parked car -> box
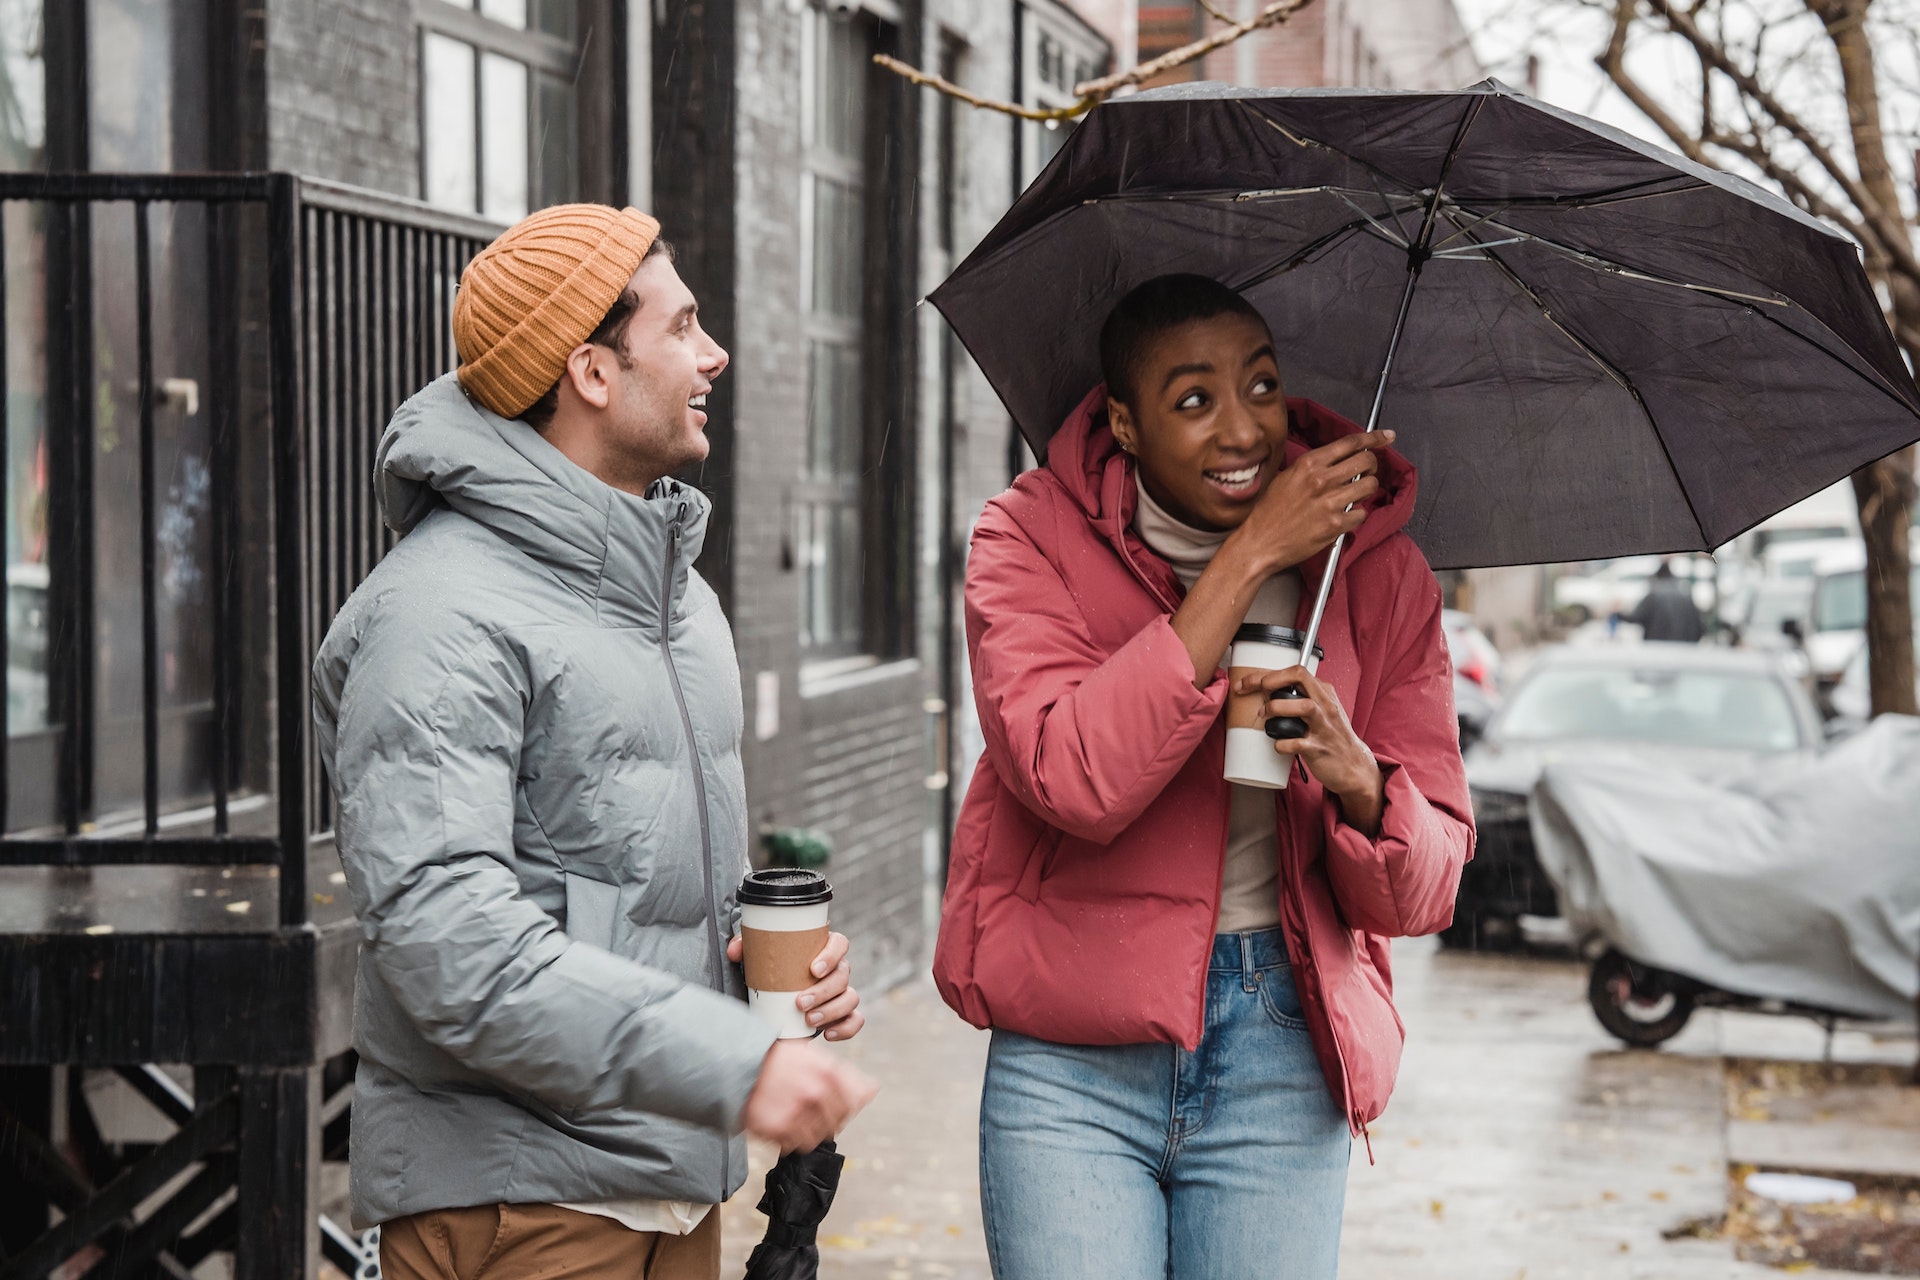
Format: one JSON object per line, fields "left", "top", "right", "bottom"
{"left": 1804, "top": 545, "right": 1920, "bottom": 698}
{"left": 1726, "top": 577, "right": 1813, "bottom": 678}
{"left": 1760, "top": 534, "right": 1858, "bottom": 582}
{"left": 1826, "top": 637, "right": 1920, "bottom": 732}
{"left": 1450, "top": 644, "right": 1823, "bottom": 949}
{"left": 1552, "top": 554, "right": 1716, "bottom": 625}
{"left": 1443, "top": 609, "right": 1502, "bottom": 747}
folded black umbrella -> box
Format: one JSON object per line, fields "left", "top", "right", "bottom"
{"left": 742, "top": 1140, "right": 846, "bottom": 1280}
{"left": 931, "top": 79, "right": 1920, "bottom": 641}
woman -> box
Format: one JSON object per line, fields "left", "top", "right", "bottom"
{"left": 934, "top": 275, "right": 1473, "bottom": 1279}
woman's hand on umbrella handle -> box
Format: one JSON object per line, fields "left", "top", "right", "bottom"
{"left": 1232, "top": 430, "right": 1394, "bottom": 575}
{"left": 1236, "top": 664, "right": 1386, "bottom": 837}
{"left": 743, "top": 1041, "right": 880, "bottom": 1153}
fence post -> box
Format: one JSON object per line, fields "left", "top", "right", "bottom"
{"left": 267, "top": 174, "right": 309, "bottom": 929}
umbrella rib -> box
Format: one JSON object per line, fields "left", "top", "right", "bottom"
{"left": 1236, "top": 102, "right": 1432, "bottom": 211}
{"left": 1464, "top": 215, "right": 1786, "bottom": 307}
{"left": 1740, "top": 297, "right": 1920, "bottom": 419}
{"left": 1483, "top": 179, "right": 1713, "bottom": 210}
{"left": 1461, "top": 213, "right": 1920, "bottom": 415}
{"left": 1299, "top": 96, "right": 1486, "bottom": 660}
{"left": 1460, "top": 228, "right": 1712, "bottom": 547}
{"left": 1230, "top": 217, "right": 1376, "bottom": 290}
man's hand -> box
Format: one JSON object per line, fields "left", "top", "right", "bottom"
{"left": 741, "top": 1040, "right": 879, "bottom": 1152}
{"left": 726, "top": 930, "right": 865, "bottom": 1041}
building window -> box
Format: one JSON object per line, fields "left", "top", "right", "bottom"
{"left": 419, "top": 0, "right": 580, "bottom": 221}
{"left": 798, "top": 11, "right": 873, "bottom": 659}
{"left": 1019, "top": 0, "right": 1107, "bottom": 187}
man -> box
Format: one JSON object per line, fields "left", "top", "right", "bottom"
{"left": 1627, "top": 559, "right": 1707, "bottom": 643}
{"left": 313, "top": 204, "right": 875, "bottom": 1280}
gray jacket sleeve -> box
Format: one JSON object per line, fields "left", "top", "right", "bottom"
{"left": 322, "top": 632, "right": 777, "bottom": 1131}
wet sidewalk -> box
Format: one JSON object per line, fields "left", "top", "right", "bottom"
{"left": 721, "top": 937, "right": 1911, "bottom": 1278}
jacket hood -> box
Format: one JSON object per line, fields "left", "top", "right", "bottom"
{"left": 376, "top": 374, "right": 710, "bottom": 625}
{"left": 1044, "top": 384, "right": 1419, "bottom": 581}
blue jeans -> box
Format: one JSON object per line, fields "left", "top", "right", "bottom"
{"left": 979, "top": 929, "right": 1350, "bottom": 1280}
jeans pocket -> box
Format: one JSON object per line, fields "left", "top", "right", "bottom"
{"left": 1256, "top": 966, "right": 1310, "bottom": 1030}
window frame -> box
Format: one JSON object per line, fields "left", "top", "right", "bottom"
{"left": 415, "top": 0, "right": 594, "bottom": 219}
{"left": 794, "top": 4, "right": 918, "bottom": 668}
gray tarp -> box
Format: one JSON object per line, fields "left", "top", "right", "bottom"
{"left": 1532, "top": 715, "right": 1920, "bottom": 1023}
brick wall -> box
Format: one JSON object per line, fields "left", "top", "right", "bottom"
{"left": 265, "top": 0, "right": 419, "bottom": 196}
{"left": 728, "top": 0, "right": 941, "bottom": 992}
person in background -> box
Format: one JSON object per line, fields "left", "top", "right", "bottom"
{"left": 1628, "top": 559, "right": 1707, "bottom": 643}
{"left": 313, "top": 204, "right": 875, "bottom": 1280}
{"left": 935, "top": 274, "right": 1472, "bottom": 1279}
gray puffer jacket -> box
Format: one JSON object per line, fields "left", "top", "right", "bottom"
{"left": 312, "top": 374, "right": 776, "bottom": 1228}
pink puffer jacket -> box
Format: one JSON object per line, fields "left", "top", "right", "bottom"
{"left": 934, "top": 386, "right": 1473, "bottom": 1134}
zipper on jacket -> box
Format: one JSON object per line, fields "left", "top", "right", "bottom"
{"left": 660, "top": 499, "right": 732, "bottom": 1196}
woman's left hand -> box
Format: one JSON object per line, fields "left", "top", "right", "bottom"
{"left": 1235, "top": 665, "right": 1386, "bottom": 837}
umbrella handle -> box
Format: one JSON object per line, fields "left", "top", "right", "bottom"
{"left": 1263, "top": 684, "right": 1309, "bottom": 741}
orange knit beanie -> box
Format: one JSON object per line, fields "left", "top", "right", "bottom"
{"left": 453, "top": 203, "right": 661, "bottom": 419}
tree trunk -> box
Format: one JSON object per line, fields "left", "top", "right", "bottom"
{"left": 1850, "top": 447, "right": 1917, "bottom": 715}
{"left": 1807, "top": 0, "right": 1920, "bottom": 717}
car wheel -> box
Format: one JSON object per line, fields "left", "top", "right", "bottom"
{"left": 1587, "top": 949, "right": 1695, "bottom": 1048}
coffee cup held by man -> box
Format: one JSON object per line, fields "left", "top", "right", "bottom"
{"left": 313, "top": 204, "right": 876, "bottom": 1280}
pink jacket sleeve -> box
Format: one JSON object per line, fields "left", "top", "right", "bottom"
{"left": 966, "top": 511, "right": 1227, "bottom": 845}
{"left": 1320, "top": 557, "right": 1475, "bottom": 938}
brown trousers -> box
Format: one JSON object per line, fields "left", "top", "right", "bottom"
{"left": 378, "top": 1202, "right": 721, "bottom": 1280}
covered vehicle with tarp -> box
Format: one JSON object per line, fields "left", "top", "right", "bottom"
{"left": 1531, "top": 715, "right": 1920, "bottom": 1043}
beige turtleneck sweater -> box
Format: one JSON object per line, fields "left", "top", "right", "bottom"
{"left": 1133, "top": 476, "right": 1300, "bottom": 935}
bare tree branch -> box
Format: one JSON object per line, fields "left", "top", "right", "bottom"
{"left": 1597, "top": 0, "right": 1724, "bottom": 162}
{"left": 1640, "top": 0, "right": 1920, "bottom": 275}
{"left": 874, "top": 0, "right": 1317, "bottom": 122}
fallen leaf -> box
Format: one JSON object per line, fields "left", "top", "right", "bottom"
{"left": 820, "top": 1234, "right": 870, "bottom": 1251}
{"left": 1429, "top": 1199, "right": 1445, "bottom": 1220}
{"left": 1650, "top": 1190, "right": 1669, "bottom": 1202}
{"left": 1602, "top": 1191, "right": 1620, "bottom": 1202}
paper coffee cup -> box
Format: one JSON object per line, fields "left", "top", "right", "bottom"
{"left": 737, "top": 869, "right": 834, "bottom": 1039}
{"left": 1225, "top": 624, "right": 1323, "bottom": 790}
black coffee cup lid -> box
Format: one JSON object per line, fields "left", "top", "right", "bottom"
{"left": 1232, "top": 623, "right": 1324, "bottom": 661}
{"left": 738, "top": 868, "right": 833, "bottom": 907}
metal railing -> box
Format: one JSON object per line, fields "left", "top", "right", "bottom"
{"left": 0, "top": 172, "right": 499, "bottom": 925}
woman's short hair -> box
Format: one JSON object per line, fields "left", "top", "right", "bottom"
{"left": 1099, "top": 274, "right": 1266, "bottom": 409}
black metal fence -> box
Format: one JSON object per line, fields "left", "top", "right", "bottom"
{"left": 0, "top": 172, "right": 497, "bottom": 924}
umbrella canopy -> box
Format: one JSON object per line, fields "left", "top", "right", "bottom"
{"left": 930, "top": 79, "right": 1920, "bottom": 570}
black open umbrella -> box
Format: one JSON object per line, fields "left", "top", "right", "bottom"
{"left": 931, "top": 79, "right": 1920, "bottom": 654}
{"left": 742, "top": 1140, "right": 846, "bottom": 1280}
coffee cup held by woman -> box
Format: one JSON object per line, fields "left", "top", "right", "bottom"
{"left": 934, "top": 275, "right": 1473, "bottom": 1280}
